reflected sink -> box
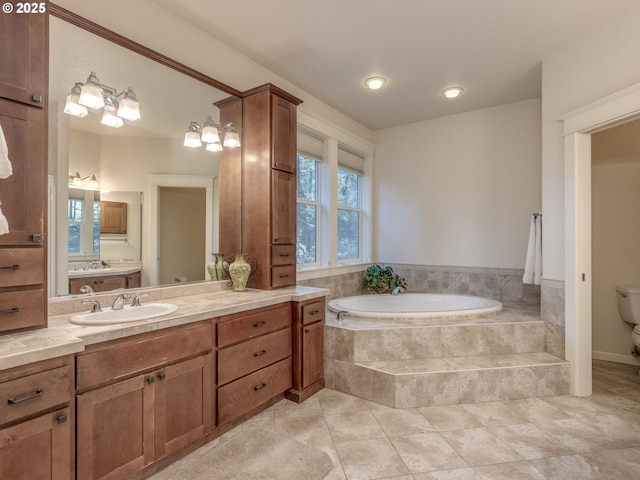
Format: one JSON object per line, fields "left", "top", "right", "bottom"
{"left": 70, "top": 303, "right": 178, "bottom": 325}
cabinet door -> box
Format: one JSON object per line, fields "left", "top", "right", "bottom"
{"left": 154, "top": 354, "right": 212, "bottom": 459}
{"left": 100, "top": 201, "right": 127, "bottom": 234}
{"left": 271, "top": 94, "right": 296, "bottom": 173}
{"left": 0, "top": 98, "right": 45, "bottom": 246}
{"left": 271, "top": 170, "right": 296, "bottom": 245}
{"left": 77, "top": 375, "right": 153, "bottom": 480}
{"left": 302, "top": 321, "right": 324, "bottom": 388}
{"left": 126, "top": 271, "right": 141, "bottom": 289}
{"left": 0, "top": 9, "right": 46, "bottom": 107}
{"left": 0, "top": 407, "right": 71, "bottom": 480}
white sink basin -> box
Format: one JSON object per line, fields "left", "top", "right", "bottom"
{"left": 70, "top": 303, "right": 178, "bottom": 325}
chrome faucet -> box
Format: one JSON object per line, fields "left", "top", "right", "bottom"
{"left": 391, "top": 286, "right": 406, "bottom": 295}
{"left": 79, "top": 285, "right": 95, "bottom": 295}
{"left": 131, "top": 293, "right": 149, "bottom": 307}
{"left": 81, "top": 299, "right": 102, "bottom": 313}
{"left": 111, "top": 293, "right": 131, "bottom": 310}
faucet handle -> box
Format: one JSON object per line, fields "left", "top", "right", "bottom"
{"left": 131, "top": 293, "right": 150, "bottom": 307}
{"left": 81, "top": 299, "right": 102, "bottom": 313}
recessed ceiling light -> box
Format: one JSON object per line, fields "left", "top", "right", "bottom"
{"left": 364, "top": 77, "right": 387, "bottom": 90}
{"left": 442, "top": 87, "right": 463, "bottom": 99}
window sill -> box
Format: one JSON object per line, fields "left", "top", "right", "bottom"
{"left": 296, "top": 262, "right": 370, "bottom": 281}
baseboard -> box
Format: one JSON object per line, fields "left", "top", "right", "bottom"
{"left": 592, "top": 350, "right": 640, "bottom": 366}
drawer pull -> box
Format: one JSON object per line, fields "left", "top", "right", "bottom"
{"left": 254, "top": 383, "right": 267, "bottom": 391}
{"left": 58, "top": 414, "right": 68, "bottom": 424}
{"left": 158, "top": 373, "right": 166, "bottom": 381}
{"left": 0, "top": 264, "right": 19, "bottom": 271}
{"left": 279, "top": 274, "right": 289, "bottom": 279}
{"left": 304, "top": 328, "right": 311, "bottom": 334}
{"left": 279, "top": 253, "right": 290, "bottom": 257}
{"left": 253, "top": 321, "right": 267, "bottom": 328}
{"left": 253, "top": 349, "right": 267, "bottom": 357}
{"left": 309, "top": 310, "right": 320, "bottom": 316}
{"left": 8, "top": 389, "right": 43, "bottom": 405}
{"left": 0, "top": 308, "right": 19, "bottom": 315}
{"left": 147, "top": 377, "right": 155, "bottom": 384}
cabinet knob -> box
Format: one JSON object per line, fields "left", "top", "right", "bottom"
{"left": 58, "top": 414, "right": 68, "bottom": 424}
{"left": 32, "top": 93, "right": 43, "bottom": 102}
{"left": 147, "top": 377, "right": 155, "bottom": 384}
{"left": 32, "top": 234, "right": 42, "bottom": 242}
{"left": 158, "top": 373, "right": 166, "bottom": 381}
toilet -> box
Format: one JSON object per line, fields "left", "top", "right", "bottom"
{"left": 615, "top": 285, "right": 640, "bottom": 353}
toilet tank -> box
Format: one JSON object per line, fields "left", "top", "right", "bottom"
{"left": 616, "top": 285, "right": 640, "bottom": 325}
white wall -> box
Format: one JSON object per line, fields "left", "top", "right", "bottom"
{"left": 591, "top": 121, "right": 640, "bottom": 363}
{"left": 541, "top": 2, "right": 640, "bottom": 281}
{"left": 374, "top": 99, "right": 541, "bottom": 268}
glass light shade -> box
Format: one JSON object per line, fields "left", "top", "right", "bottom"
{"left": 364, "top": 77, "right": 386, "bottom": 90}
{"left": 222, "top": 130, "right": 241, "bottom": 148}
{"left": 117, "top": 94, "right": 141, "bottom": 121}
{"left": 184, "top": 130, "right": 202, "bottom": 148}
{"left": 79, "top": 82, "right": 104, "bottom": 109}
{"left": 205, "top": 141, "right": 223, "bottom": 152}
{"left": 71, "top": 172, "right": 82, "bottom": 187}
{"left": 63, "top": 92, "right": 88, "bottom": 117}
{"left": 442, "top": 87, "right": 463, "bottom": 99}
{"left": 101, "top": 110, "right": 124, "bottom": 128}
{"left": 88, "top": 175, "right": 99, "bottom": 189}
{"left": 201, "top": 125, "right": 220, "bottom": 143}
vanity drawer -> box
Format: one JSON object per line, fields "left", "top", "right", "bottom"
{"left": 0, "top": 364, "right": 72, "bottom": 426}
{"left": 302, "top": 299, "right": 325, "bottom": 325}
{"left": 0, "top": 248, "right": 44, "bottom": 287}
{"left": 217, "top": 304, "right": 291, "bottom": 347}
{"left": 271, "top": 244, "right": 295, "bottom": 266}
{"left": 271, "top": 264, "right": 296, "bottom": 288}
{"left": 217, "top": 358, "right": 292, "bottom": 424}
{"left": 0, "top": 288, "right": 45, "bottom": 333}
{"left": 218, "top": 327, "right": 291, "bottom": 385}
{"left": 76, "top": 322, "right": 212, "bottom": 391}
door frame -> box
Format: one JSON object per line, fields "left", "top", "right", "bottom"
{"left": 560, "top": 81, "right": 640, "bottom": 395}
{"left": 146, "top": 174, "right": 217, "bottom": 287}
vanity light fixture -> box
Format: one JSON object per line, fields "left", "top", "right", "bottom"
{"left": 69, "top": 172, "right": 99, "bottom": 189}
{"left": 441, "top": 86, "right": 463, "bottom": 99}
{"left": 64, "top": 72, "right": 141, "bottom": 127}
{"left": 183, "top": 119, "right": 240, "bottom": 151}
{"left": 364, "top": 76, "right": 387, "bottom": 90}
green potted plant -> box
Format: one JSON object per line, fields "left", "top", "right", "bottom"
{"left": 363, "top": 264, "right": 407, "bottom": 293}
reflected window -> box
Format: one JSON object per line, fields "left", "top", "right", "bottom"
{"left": 68, "top": 199, "right": 83, "bottom": 254}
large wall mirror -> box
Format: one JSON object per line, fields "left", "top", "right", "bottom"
{"left": 48, "top": 6, "right": 242, "bottom": 296}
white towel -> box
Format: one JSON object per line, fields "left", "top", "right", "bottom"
{"left": 0, "top": 202, "right": 8, "bottom": 236}
{"left": 523, "top": 214, "right": 542, "bottom": 285}
{"left": 0, "top": 124, "right": 13, "bottom": 179}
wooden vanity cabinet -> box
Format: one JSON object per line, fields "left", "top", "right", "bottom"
{"left": 68, "top": 270, "right": 142, "bottom": 294}
{"left": 229, "top": 84, "right": 301, "bottom": 290}
{"left": 100, "top": 201, "right": 127, "bottom": 234}
{"left": 75, "top": 322, "right": 213, "bottom": 480}
{"left": 0, "top": 4, "right": 48, "bottom": 334}
{"left": 0, "top": 356, "right": 73, "bottom": 479}
{"left": 216, "top": 303, "right": 292, "bottom": 424}
{"left": 287, "top": 298, "right": 326, "bottom": 403}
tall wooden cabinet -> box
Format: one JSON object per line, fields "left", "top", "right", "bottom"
{"left": 0, "top": 4, "right": 48, "bottom": 333}
{"left": 234, "top": 84, "right": 302, "bottom": 290}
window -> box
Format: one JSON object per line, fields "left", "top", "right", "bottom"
{"left": 337, "top": 167, "right": 361, "bottom": 261}
{"left": 296, "top": 154, "right": 320, "bottom": 265}
{"left": 68, "top": 199, "right": 84, "bottom": 254}
{"left": 92, "top": 200, "right": 101, "bottom": 253}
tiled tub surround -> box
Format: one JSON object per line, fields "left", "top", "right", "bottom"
{"left": 325, "top": 303, "right": 569, "bottom": 408}
{"left": 0, "top": 282, "right": 328, "bottom": 371}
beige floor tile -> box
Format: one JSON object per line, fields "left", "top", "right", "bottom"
{"left": 418, "top": 405, "right": 484, "bottom": 431}
{"left": 275, "top": 414, "right": 333, "bottom": 445}
{"left": 542, "top": 394, "right": 617, "bottom": 418}
{"left": 461, "top": 401, "right": 529, "bottom": 427}
{"left": 440, "top": 428, "right": 523, "bottom": 466}
{"left": 315, "top": 443, "right": 348, "bottom": 480}
{"left": 528, "top": 454, "right": 602, "bottom": 480}
{"left": 317, "top": 387, "right": 373, "bottom": 415}
{"left": 506, "top": 397, "right": 573, "bottom": 423}
{"left": 390, "top": 433, "right": 469, "bottom": 473}
{"left": 536, "top": 417, "right": 610, "bottom": 453}
{"left": 369, "top": 404, "right": 437, "bottom": 436}
{"left": 273, "top": 395, "right": 324, "bottom": 419}
{"left": 582, "top": 447, "right": 640, "bottom": 479}
{"left": 324, "top": 409, "right": 386, "bottom": 443}
{"left": 334, "top": 438, "right": 411, "bottom": 480}
{"left": 491, "top": 423, "right": 573, "bottom": 459}
{"left": 413, "top": 468, "right": 480, "bottom": 480}
{"left": 473, "top": 461, "right": 547, "bottom": 479}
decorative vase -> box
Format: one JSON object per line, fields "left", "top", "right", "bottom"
{"left": 207, "top": 253, "right": 228, "bottom": 280}
{"left": 227, "top": 254, "right": 257, "bottom": 292}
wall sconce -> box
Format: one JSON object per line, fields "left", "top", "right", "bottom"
{"left": 183, "top": 117, "right": 240, "bottom": 151}
{"left": 69, "top": 172, "right": 99, "bottom": 189}
{"left": 63, "top": 72, "right": 141, "bottom": 127}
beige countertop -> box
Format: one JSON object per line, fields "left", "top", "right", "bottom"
{"left": 67, "top": 267, "right": 142, "bottom": 278}
{"left": 0, "top": 286, "right": 329, "bottom": 372}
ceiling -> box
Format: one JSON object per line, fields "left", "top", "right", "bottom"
{"left": 151, "top": 0, "right": 637, "bottom": 131}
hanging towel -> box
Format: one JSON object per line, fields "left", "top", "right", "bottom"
{"left": 0, "top": 202, "right": 8, "bottom": 236}
{"left": 0, "top": 124, "right": 13, "bottom": 179}
{"left": 523, "top": 213, "right": 542, "bottom": 285}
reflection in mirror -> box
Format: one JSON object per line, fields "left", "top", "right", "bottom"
{"left": 48, "top": 12, "right": 240, "bottom": 296}
{"left": 67, "top": 188, "right": 100, "bottom": 260}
